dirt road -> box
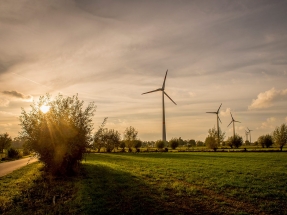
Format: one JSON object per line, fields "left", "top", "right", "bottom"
{"left": 0, "top": 157, "right": 38, "bottom": 177}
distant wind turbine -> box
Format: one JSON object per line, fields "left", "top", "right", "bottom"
{"left": 245, "top": 130, "right": 249, "bottom": 142}
{"left": 206, "top": 103, "right": 222, "bottom": 145}
{"left": 247, "top": 127, "right": 253, "bottom": 143}
{"left": 142, "top": 70, "right": 177, "bottom": 142}
{"left": 227, "top": 112, "right": 241, "bottom": 137}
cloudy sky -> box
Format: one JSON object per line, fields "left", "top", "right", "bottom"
{"left": 1, "top": 0, "right": 287, "bottom": 142}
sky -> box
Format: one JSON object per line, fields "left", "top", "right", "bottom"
{"left": 1, "top": 0, "right": 287, "bottom": 142}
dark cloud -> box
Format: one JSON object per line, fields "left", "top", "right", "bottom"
{"left": 2, "top": 90, "right": 32, "bottom": 100}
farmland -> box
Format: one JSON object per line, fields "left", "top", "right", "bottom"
{"left": 1, "top": 152, "right": 287, "bottom": 214}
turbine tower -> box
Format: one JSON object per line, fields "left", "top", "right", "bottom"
{"left": 245, "top": 130, "right": 249, "bottom": 142}
{"left": 247, "top": 127, "right": 252, "bottom": 143}
{"left": 227, "top": 112, "right": 241, "bottom": 138}
{"left": 206, "top": 103, "right": 222, "bottom": 145}
{"left": 142, "top": 70, "right": 177, "bottom": 142}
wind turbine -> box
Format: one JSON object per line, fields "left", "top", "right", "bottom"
{"left": 247, "top": 127, "right": 252, "bottom": 143}
{"left": 206, "top": 103, "right": 222, "bottom": 145}
{"left": 142, "top": 70, "right": 177, "bottom": 142}
{"left": 245, "top": 130, "right": 249, "bottom": 142}
{"left": 227, "top": 112, "right": 241, "bottom": 138}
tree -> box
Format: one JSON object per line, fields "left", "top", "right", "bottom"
{"left": 226, "top": 134, "right": 243, "bottom": 148}
{"left": 196, "top": 140, "right": 204, "bottom": 146}
{"left": 208, "top": 127, "right": 225, "bottom": 146}
{"left": 273, "top": 123, "right": 287, "bottom": 151}
{"left": 133, "top": 139, "right": 142, "bottom": 152}
{"left": 205, "top": 136, "right": 217, "bottom": 151}
{"left": 257, "top": 134, "right": 273, "bottom": 148}
{"left": 119, "top": 140, "right": 126, "bottom": 152}
{"left": 93, "top": 118, "right": 108, "bottom": 152}
{"left": 19, "top": 94, "right": 96, "bottom": 175}
{"left": 169, "top": 138, "right": 179, "bottom": 149}
{"left": 188, "top": 139, "right": 196, "bottom": 148}
{"left": 101, "top": 128, "right": 121, "bottom": 152}
{"left": 0, "top": 133, "right": 12, "bottom": 153}
{"left": 155, "top": 140, "right": 165, "bottom": 149}
{"left": 124, "top": 126, "right": 138, "bottom": 152}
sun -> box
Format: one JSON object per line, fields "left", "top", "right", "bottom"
{"left": 40, "top": 105, "right": 50, "bottom": 113}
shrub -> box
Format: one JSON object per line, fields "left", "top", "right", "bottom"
{"left": 19, "top": 94, "right": 96, "bottom": 175}
{"left": 258, "top": 134, "right": 273, "bottom": 148}
{"left": 169, "top": 138, "right": 179, "bottom": 149}
{"left": 155, "top": 140, "right": 165, "bottom": 149}
{"left": 226, "top": 134, "right": 243, "bottom": 149}
{"left": 205, "top": 136, "right": 217, "bottom": 151}
{"left": 273, "top": 123, "right": 287, "bottom": 151}
{"left": 8, "top": 147, "right": 19, "bottom": 158}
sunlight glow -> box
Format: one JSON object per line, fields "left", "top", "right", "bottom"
{"left": 40, "top": 105, "right": 50, "bottom": 113}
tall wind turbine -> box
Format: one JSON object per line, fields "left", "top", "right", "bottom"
{"left": 206, "top": 103, "right": 222, "bottom": 145}
{"left": 247, "top": 127, "right": 252, "bottom": 143}
{"left": 142, "top": 70, "right": 177, "bottom": 142}
{"left": 227, "top": 112, "right": 241, "bottom": 137}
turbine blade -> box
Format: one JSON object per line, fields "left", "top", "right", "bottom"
{"left": 142, "top": 88, "right": 162, "bottom": 95}
{"left": 206, "top": 112, "right": 217, "bottom": 114}
{"left": 218, "top": 115, "right": 222, "bottom": 123}
{"left": 235, "top": 120, "right": 241, "bottom": 123}
{"left": 217, "top": 103, "right": 222, "bottom": 113}
{"left": 230, "top": 112, "right": 234, "bottom": 120}
{"left": 164, "top": 91, "right": 177, "bottom": 105}
{"left": 162, "top": 70, "right": 168, "bottom": 90}
{"left": 227, "top": 121, "right": 232, "bottom": 127}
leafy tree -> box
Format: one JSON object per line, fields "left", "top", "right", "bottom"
{"left": 19, "top": 94, "right": 96, "bottom": 175}
{"left": 226, "top": 134, "right": 243, "bottom": 148}
{"left": 258, "top": 134, "right": 273, "bottom": 148}
{"left": 169, "top": 138, "right": 179, "bottom": 149}
{"left": 188, "top": 139, "right": 196, "bottom": 148}
{"left": 205, "top": 136, "right": 217, "bottom": 151}
{"left": 93, "top": 118, "right": 108, "bottom": 152}
{"left": 244, "top": 140, "right": 250, "bottom": 146}
{"left": 196, "top": 140, "right": 204, "bottom": 146}
{"left": 124, "top": 126, "right": 138, "bottom": 152}
{"left": 101, "top": 128, "right": 121, "bottom": 152}
{"left": 133, "top": 139, "right": 142, "bottom": 150}
{"left": 155, "top": 140, "right": 165, "bottom": 149}
{"left": 273, "top": 123, "right": 287, "bottom": 151}
{"left": 8, "top": 147, "right": 19, "bottom": 158}
{"left": 0, "top": 133, "right": 12, "bottom": 153}
{"left": 208, "top": 127, "right": 225, "bottom": 146}
{"left": 119, "top": 140, "right": 126, "bottom": 152}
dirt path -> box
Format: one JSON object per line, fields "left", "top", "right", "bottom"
{"left": 0, "top": 157, "right": 38, "bottom": 177}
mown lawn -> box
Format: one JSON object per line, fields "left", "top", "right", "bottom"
{"left": 1, "top": 152, "right": 287, "bottom": 214}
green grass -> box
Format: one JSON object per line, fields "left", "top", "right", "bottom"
{"left": 1, "top": 152, "right": 287, "bottom": 214}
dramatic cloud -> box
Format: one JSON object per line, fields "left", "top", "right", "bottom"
{"left": 2, "top": 90, "right": 32, "bottom": 100}
{"left": 248, "top": 88, "right": 287, "bottom": 110}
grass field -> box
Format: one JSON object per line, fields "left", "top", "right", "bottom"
{"left": 1, "top": 152, "right": 287, "bottom": 214}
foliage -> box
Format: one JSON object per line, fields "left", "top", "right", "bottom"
{"left": 155, "top": 140, "right": 165, "bottom": 149}
{"left": 19, "top": 94, "right": 96, "bottom": 175}
{"left": 226, "top": 134, "right": 243, "bottom": 149}
{"left": 133, "top": 139, "right": 142, "bottom": 149}
{"left": 205, "top": 136, "right": 217, "bottom": 151}
{"left": 196, "top": 140, "right": 204, "bottom": 146}
{"left": 7, "top": 147, "right": 20, "bottom": 158}
{"left": 257, "top": 134, "right": 273, "bottom": 148}
{"left": 244, "top": 140, "right": 251, "bottom": 146}
{"left": 0, "top": 133, "right": 12, "bottom": 153}
{"left": 187, "top": 139, "right": 196, "bottom": 148}
{"left": 119, "top": 140, "right": 126, "bottom": 152}
{"left": 93, "top": 117, "right": 108, "bottom": 152}
{"left": 207, "top": 127, "right": 225, "bottom": 145}
{"left": 169, "top": 138, "right": 179, "bottom": 149}
{"left": 273, "top": 123, "right": 287, "bottom": 151}
{"left": 123, "top": 126, "right": 138, "bottom": 152}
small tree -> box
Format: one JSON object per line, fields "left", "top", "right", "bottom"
{"left": 101, "top": 128, "right": 121, "bottom": 152}
{"left": 124, "top": 126, "right": 138, "bottom": 152}
{"left": 8, "top": 147, "right": 19, "bottom": 158}
{"left": 208, "top": 127, "right": 225, "bottom": 146}
{"left": 155, "top": 140, "right": 165, "bottom": 150}
{"left": 133, "top": 139, "right": 142, "bottom": 152}
{"left": 0, "top": 133, "right": 12, "bottom": 153}
{"left": 19, "top": 94, "right": 96, "bottom": 175}
{"left": 196, "top": 140, "right": 204, "bottom": 146}
{"left": 119, "top": 140, "right": 126, "bottom": 152}
{"left": 226, "top": 134, "right": 243, "bottom": 149}
{"left": 205, "top": 136, "right": 217, "bottom": 151}
{"left": 169, "top": 138, "right": 179, "bottom": 149}
{"left": 273, "top": 123, "right": 287, "bottom": 151}
{"left": 188, "top": 139, "right": 196, "bottom": 148}
{"left": 93, "top": 118, "right": 108, "bottom": 152}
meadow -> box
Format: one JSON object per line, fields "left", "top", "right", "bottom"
{"left": 1, "top": 152, "right": 287, "bottom": 214}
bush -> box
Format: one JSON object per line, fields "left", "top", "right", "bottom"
{"left": 205, "top": 136, "right": 217, "bottom": 151}
{"left": 258, "top": 134, "right": 273, "bottom": 148}
{"left": 273, "top": 123, "right": 287, "bottom": 151}
{"left": 155, "top": 140, "right": 165, "bottom": 149}
{"left": 226, "top": 134, "right": 243, "bottom": 149}
{"left": 169, "top": 138, "right": 179, "bottom": 149}
{"left": 19, "top": 94, "right": 96, "bottom": 175}
{"left": 8, "top": 147, "right": 19, "bottom": 158}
